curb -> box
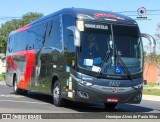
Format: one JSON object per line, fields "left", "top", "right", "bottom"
{"left": 0, "top": 81, "right": 6, "bottom": 85}
{"left": 143, "top": 86, "right": 160, "bottom": 90}
{"left": 142, "top": 95, "right": 160, "bottom": 102}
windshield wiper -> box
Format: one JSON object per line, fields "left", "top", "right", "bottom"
{"left": 97, "top": 49, "right": 111, "bottom": 78}
{"left": 116, "top": 55, "right": 133, "bottom": 81}
{"left": 115, "top": 45, "right": 133, "bottom": 81}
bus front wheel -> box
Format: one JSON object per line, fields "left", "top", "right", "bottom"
{"left": 53, "top": 80, "right": 64, "bottom": 107}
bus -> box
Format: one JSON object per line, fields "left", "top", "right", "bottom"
{"left": 5, "top": 8, "right": 156, "bottom": 109}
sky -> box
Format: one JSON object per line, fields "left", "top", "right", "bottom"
{"left": 0, "top": 0, "right": 160, "bottom": 51}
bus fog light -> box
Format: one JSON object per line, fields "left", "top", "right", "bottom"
{"left": 78, "top": 91, "right": 89, "bottom": 99}
{"left": 134, "top": 94, "right": 142, "bottom": 102}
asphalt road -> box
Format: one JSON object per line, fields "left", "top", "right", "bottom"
{"left": 0, "top": 84, "right": 160, "bottom": 113}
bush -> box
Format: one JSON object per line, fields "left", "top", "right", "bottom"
{"left": 0, "top": 74, "right": 4, "bottom": 81}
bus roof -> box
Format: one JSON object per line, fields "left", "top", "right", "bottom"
{"left": 31, "top": 8, "right": 137, "bottom": 25}
{"left": 10, "top": 8, "right": 137, "bottom": 36}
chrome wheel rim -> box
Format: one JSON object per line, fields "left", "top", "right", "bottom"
{"left": 14, "top": 78, "right": 17, "bottom": 92}
{"left": 53, "top": 85, "right": 60, "bottom": 103}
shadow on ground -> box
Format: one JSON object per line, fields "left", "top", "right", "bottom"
{"left": 15, "top": 91, "right": 154, "bottom": 113}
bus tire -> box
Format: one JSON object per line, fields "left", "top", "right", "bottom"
{"left": 104, "top": 103, "right": 117, "bottom": 110}
{"left": 53, "top": 80, "right": 64, "bottom": 107}
{"left": 13, "top": 75, "right": 21, "bottom": 94}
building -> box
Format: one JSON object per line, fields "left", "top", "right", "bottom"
{"left": 0, "top": 53, "right": 6, "bottom": 74}
{"left": 143, "top": 62, "right": 159, "bottom": 84}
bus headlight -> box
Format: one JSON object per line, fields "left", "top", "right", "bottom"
{"left": 133, "top": 84, "right": 143, "bottom": 89}
{"left": 79, "top": 80, "right": 93, "bottom": 86}
{"left": 70, "top": 74, "right": 93, "bottom": 86}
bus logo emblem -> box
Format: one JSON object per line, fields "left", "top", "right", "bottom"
{"left": 112, "top": 87, "right": 118, "bottom": 93}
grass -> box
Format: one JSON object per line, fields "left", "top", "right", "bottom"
{"left": 143, "top": 83, "right": 160, "bottom": 96}
{"left": 144, "top": 83, "right": 159, "bottom": 87}
{"left": 143, "top": 89, "right": 160, "bottom": 96}
{"left": 0, "top": 74, "right": 4, "bottom": 81}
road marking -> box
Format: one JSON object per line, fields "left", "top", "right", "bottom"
{"left": 0, "top": 94, "right": 24, "bottom": 98}
{"left": 0, "top": 99, "right": 49, "bottom": 105}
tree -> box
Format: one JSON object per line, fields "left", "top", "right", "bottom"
{"left": 155, "top": 22, "right": 160, "bottom": 52}
{"left": 145, "top": 53, "right": 159, "bottom": 63}
{"left": 0, "top": 12, "right": 43, "bottom": 53}
{"left": 21, "top": 12, "right": 43, "bottom": 25}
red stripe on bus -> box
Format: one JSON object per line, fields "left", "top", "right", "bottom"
{"left": 16, "top": 24, "right": 30, "bottom": 33}
{"left": 6, "top": 56, "right": 17, "bottom": 72}
{"left": 14, "top": 50, "right": 35, "bottom": 89}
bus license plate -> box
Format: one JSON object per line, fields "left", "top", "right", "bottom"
{"left": 107, "top": 98, "right": 119, "bottom": 103}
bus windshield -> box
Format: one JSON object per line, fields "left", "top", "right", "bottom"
{"left": 78, "top": 23, "right": 143, "bottom": 77}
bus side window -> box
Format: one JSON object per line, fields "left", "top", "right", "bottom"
{"left": 67, "top": 35, "right": 75, "bottom": 52}
{"left": 13, "top": 31, "right": 27, "bottom": 52}
{"left": 26, "top": 29, "right": 36, "bottom": 50}
{"left": 61, "top": 14, "right": 76, "bottom": 67}
{"left": 67, "top": 35, "right": 76, "bottom": 68}
{"left": 44, "top": 16, "right": 62, "bottom": 50}
{"left": 7, "top": 37, "right": 11, "bottom": 53}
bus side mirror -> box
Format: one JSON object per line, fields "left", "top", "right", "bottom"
{"left": 140, "top": 33, "right": 156, "bottom": 53}
{"left": 67, "top": 26, "right": 81, "bottom": 47}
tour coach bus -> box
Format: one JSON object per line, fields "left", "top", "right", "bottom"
{"left": 5, "top": 8, "right": 156, "bottom": 108}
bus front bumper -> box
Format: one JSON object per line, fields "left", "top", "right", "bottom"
{"left": 75, "top": 82, "right": 142, "bottom": 104}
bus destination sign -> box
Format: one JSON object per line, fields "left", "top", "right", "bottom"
{"left": 84, "top": 23, "right": 108, "bottom": 30}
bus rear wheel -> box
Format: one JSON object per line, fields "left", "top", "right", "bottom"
{"left": 52, "top": 80, "right": 64, "bottom": 107}
{"left": 13, "top": 75, "right": 21, "bottom": 94}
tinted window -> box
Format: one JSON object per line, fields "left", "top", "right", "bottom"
{"left": 26, "top": 29, "right": 36, "bottom": 50}
{"left": 113, "top": 25, "right": 139, "bottom": 58}
{"left": 34, "top": 23, "right": 47, "bottom": 49}
{"left": 8, "top": 16, "right": 62, "bottom": 52}
{"left": 11, "top": 32, "right": 27, "bottom": 52}
{"left": 67, "top": 36, "right": 75, "bottom": 53}
{"left": 44, "top": 16, "right": 62, "bottom": 50}
{"left": 7, "top": 37, "right": 12, "bottom": 53}
{"left": 62, "top": 14, "right": 75, "bottom": 48}
{"left": 62, "top": 15, "right": 76, "bottom": 68}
